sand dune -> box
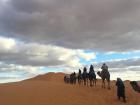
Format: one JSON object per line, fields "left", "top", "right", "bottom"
{"left": 0, "top": 72, "right": 139, "bottom": 105}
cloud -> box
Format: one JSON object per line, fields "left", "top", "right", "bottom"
{"left": 0, "top": 62, "right": 44, "bottom": 80}
{"left": 0, "top": 62, "right": 42, "bottom": 74}
{"left": 0, "top": 62, "right": 41, "bottom": 83}
{"left": 0, "top": 36, "right": 96, "bottom": 68}
{"left": 0, "top": 36, "right": 97, "bottom": 82}
{"left": 0, "top": 36, "right": 140, "bottom": 81}
{"left": 0, "top": 36, "right": 16, "bottom": 52}
{"left": 103, "top": 58, "right": 140, "bottom": 68}
{"left": 0, "top": 0, "right": 140, "bottom": 51}
{"left": 76, "top": 50, "right": 96, "bottom": 61}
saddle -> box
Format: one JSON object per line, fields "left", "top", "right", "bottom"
{"left": 89, "top": 71, "right": 96, "bottom": 77}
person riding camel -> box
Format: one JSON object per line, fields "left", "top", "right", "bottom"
{"left": 101, "top": 63, "right": 108, "bottom": 74}
{"left": 82, "top": 67, "right": 88, "bottom": 85}
{"left": 99, "top": 63, "right": 110, "bottom": 89}
{"left": 89, "top": 65, "right": 96, "bottom": 86}
{"left": 89, "top": 65, "right": 95, "bottom": 73}
{"left": 89, "top": 65, "right": 96, "bottom": 79}
{"left": 79, "top": 69, "right": 82, "bottom": 74}
{"left": 78, "top": 69, "right": 82, "bottom": 85}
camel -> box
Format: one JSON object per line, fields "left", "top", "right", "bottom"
{"left": 64, "top": 74, "right": 70, "bottom": 83}
{"left": 89, "top": 71, "right": 96, "bottom": 86}
{"left": 97, "top": 71, "right": 110, "bottom": 89}
{"left": 82, "top": 67, "right": 89, "bottom": 86}
{"left": 130, "top": 81, "right": 140, "bottom": 93}
{"left": 70, "top": 72, "right": 76, "bottom": 84}
{"left": 89, "top": 65, "right": 96, "bottom": 87}
{"left": 77, "top": 69, "right": 83, "bottom": 85}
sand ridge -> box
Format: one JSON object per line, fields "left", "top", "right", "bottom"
{"left": 0, "top": 72, "right": 139, "bottom": 105}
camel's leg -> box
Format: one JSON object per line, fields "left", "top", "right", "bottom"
{"left": 78, "top": 79, "right": 80, "bottom": 85}
{"left": 102, "top": 80, "right": 105, "bottom": 88}
{"left": 108, "top": 80, "right": 111, "bottom": 89}
{"left": 81, "top": 79, "right": 83, "bottom": 85}
{"left": 84, "top": 79, "right": 86, "bottom": 85}
{"left": 87, "top": 79, "right": 88, "bottom": 86}
{"left": 92, "top": 80, "right": 94, "bottom": 86}
{"left": 93, "top": 79, "right": 95, "bottom": 86}
{"left": 90, "top": 80, "right": 92, "bottom": 87}
{"left": 104, "top": 80, "right": 106, "bottom": 88}
{"left": 89, "top": 80, "right": 92, "bottom": 86}
{"left": 102, "top": 80, "right": 104, "bottom": 88}
{"left": 80, "top": 80, "right": 82, "bottom": 85}
{"left": 94, "top": 79, "right": 96, "bottom": 86}
{"left": 79, "top": 80, "right": 81, "bottom": 85}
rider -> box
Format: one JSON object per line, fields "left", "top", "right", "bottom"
{"left": 101, "top": 63, "right": 110, "bottom": 89}
{"left": 79, "top": 69, "right": 82, "bottom": 74}
{"left": 78, "top": 69, "right": 82, "bottom": 79}
{"left": 89, "top": 65, "right": 96, "bottom": 86}
{"left": 89, "top": 65, "right": 95, "bottom": 73}
{"left": 82, "top": 67, "right": 88, "bottom": 85}
{"left": 83, "top": 67, "right": 88, "bottom": 75}
{"left": 101, "top": 63, "right": 108, "bottom": 74}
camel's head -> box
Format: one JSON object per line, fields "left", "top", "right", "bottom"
{"left": 97, "top": 71, "right": 101, "bottom": 77}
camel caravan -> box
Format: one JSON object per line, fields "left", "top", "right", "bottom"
{"left": 64, "top": 63, "right": 140, "bottom": 103}
{"left": 64, "top": 63, "right": 110, "bottom": 89}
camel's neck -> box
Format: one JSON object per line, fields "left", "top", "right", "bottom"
{"left": 98, "top": 72, "right": 102, "bottom": 77}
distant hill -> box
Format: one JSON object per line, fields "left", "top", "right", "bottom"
{"left": 27, "top": 72, "right": 65, "bottom": 81}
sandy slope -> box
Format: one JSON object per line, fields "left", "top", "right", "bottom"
{"left": 0, "top": 72, "right": 139, "bottom": 105}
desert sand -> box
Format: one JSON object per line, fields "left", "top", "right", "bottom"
{"left": 0, "top": 72, "right": 139, "bottom": 105}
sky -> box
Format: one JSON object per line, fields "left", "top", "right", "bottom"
{"left": 0, "top": 0, "right": 140, "bottom": 83}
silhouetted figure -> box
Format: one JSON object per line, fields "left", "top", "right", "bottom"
{"left": 64, "top": 74, "right": 70, "bottom": 83}
{"left": 82, "top": 67, "right": 88, "bottom": 86}
{"left": 97, "top": 63, "right": 110, "bottom": 89}
{"left": 70, "top": 73, "right": 73, "bottom": 84}
{"left": 78, "top": 69, "right": 83, "bottom": 85}
{"left": 64, "top": 75, "right": 67, "bottom": 83}
{"left": 89, "top": 65, "right": 96, "bottom": 87}
{"left": 70, "top": 72, "right": 76, "bottom": 84}
{"left": 130, "top": 81, "right": 140, "bottom": 93}
{"left": 116, "top": 78, "right": 126, "bottom": 103}
{"left": 73, "top": 72, "right": 76, "bottom": 84}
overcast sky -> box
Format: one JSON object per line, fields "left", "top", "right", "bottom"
{"left": 0, "top": 0, "right": 140, "bottom": 83}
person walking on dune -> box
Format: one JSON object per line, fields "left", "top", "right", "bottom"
{"left": 116, "top": 78, "right": 126, "bottom": 103}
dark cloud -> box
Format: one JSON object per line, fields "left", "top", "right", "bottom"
{"left": 0, "top": 0, "right": 140, "bottom": 51}
{"left": 0, "top": 51, "right": 65, "bottom": 67}
{"left": 105, "top": 58, "right": 140, "bottom": 68}
{"left": 94, "top": 58, "right": 140, "bottom": 69}
{"left": 93, "top": 58, "right": 140, "bottom": 74}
